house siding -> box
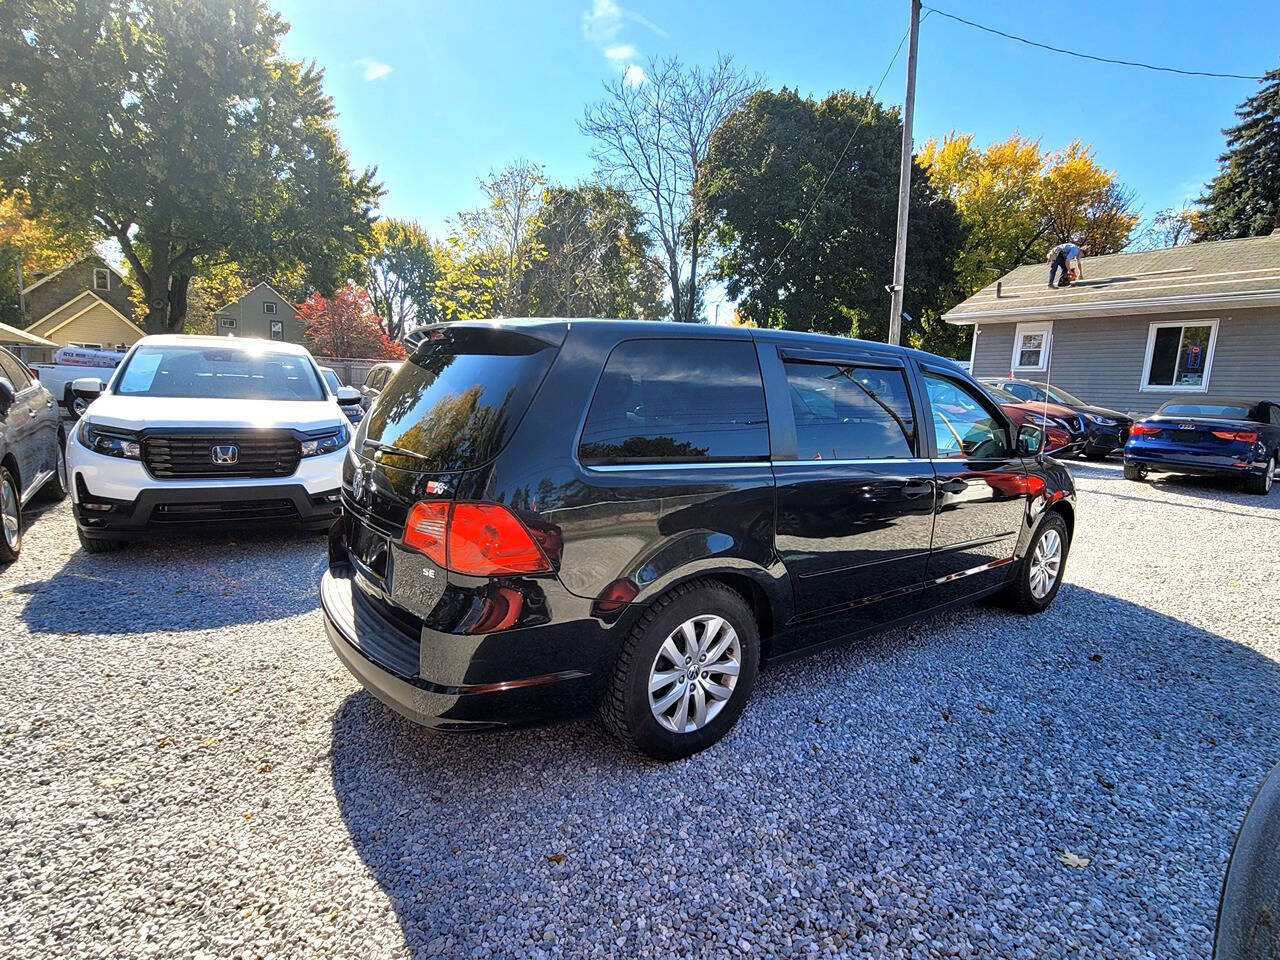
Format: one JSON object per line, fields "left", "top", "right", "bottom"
{"left": 971, "top": 307, "right": 1280, "bottom": 415}
{"left": 30, "top": 301, "right": 144, "bottom": 350}
{"left": 25, "top": 257, "right": 134, "bottom": 325}
{"left": 213, "top": 286, "right": 304, "bottom": 343}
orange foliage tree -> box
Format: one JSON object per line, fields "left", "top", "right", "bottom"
{"left": 298, "top": 284, "right": 406, "bottom": 360}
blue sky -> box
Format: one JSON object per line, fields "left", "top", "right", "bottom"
{"left": 275, "top": 0, "right": 1277, "bottom": 241}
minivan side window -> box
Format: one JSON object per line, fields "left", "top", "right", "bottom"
{"left": 784, "top": 361, "right": 915, "bottom": 460}
{"left": 923, "top": 373, "right": 1012, "bottom": 459}
{"left": 579, "top": 339, "right": 769, "bottom": 465}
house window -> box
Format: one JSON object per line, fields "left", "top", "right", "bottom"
{"left": 270, "top": 319, "right": 284, "bottom": 341}
{"left": 93, "top": 268, "right": 111, "bottom": 291}
{"left": 219, "top": 317, "right": 236, "bottom": 329}
{"left": 263, "top": 301, "right": 278, "bottom": 315}
{"left": 1141, "top": 319, "right": 1218, "bottom": 392}
{"left": 1010, "top": 321, "right": 1052, "bottom": 372}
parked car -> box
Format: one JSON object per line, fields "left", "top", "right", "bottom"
{"left": 30, "top": 346, "right": 128, "bottom": 417}
{"left": 0, "top": 346, "right": 68, "bottom": 561}
{"left": 67, "top": 336, "right": 351, "bottom": 552}
{"left": 981, "top": 383, "right": 1080, "bottom": 456}
{"left": 1125, "top": 398, "right": 1280, "bottom": 495}
{"left": 319, "top": 366, "right": 365, "bottom": 424}
{"left": 321, "top": 320, "right": 1076, "bottom": 759}
{"left": 358, "top": 361, "right": 402, "bottom": 411}
{"left": 981, "top": 378, "right": 1131, "bottom": 460}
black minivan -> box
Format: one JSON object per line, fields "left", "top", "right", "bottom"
{"left": 322, "top": 320, "right": 1076, "bottom": 759}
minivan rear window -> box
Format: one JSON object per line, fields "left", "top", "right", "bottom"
{"left": 579, "top": 339, "right": 769, "bottom": 465}
{"left": 363, "top": 328, "right": 558, "bottom": 472}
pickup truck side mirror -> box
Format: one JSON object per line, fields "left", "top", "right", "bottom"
{"left": 71, "top": 377, "right": 105, "bottom": 402}
{"left": 0, "top": 377, "right": 13, "bottom": 414}
{"left": 1016, "top": 423, "right": 1044, "bottom": 457}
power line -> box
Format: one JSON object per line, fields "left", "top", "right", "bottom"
{"left": 924, "top": 6, "right": 1266, "bottom": 81}
{"left": 761, "top": 14, "right": 923, "bottom": 282}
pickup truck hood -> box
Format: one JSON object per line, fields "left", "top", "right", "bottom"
{"left": 83, "top": 394, "right": 348, "bottom": 432}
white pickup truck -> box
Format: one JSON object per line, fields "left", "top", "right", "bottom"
{"left": 31, "top": 347, "right": 128, "bottom": 417}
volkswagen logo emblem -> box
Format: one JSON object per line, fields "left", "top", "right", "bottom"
{"left": 211, "top": 444, "right": 239, "bottom": 465}
{"left": 351, "top": 461, "right": 367, "bottom": 500}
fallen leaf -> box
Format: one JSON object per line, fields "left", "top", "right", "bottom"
{"left": 546, "top": 854, "right": 566, "bottom": 864}
{"left": 910, "top": 754, "right": 921, "bottom": 764}
{"left": 1058, "top": 851, "right": 1090, "bottom": 869}
{"left": 226, "top": 684, "right": 244, "bottom": 695}
{"left": 1094, "top": 772, "right": 1115, "bottom": 790}
{"left": 156, "top": 736, "right": 177, "bottom": 748}
{"left": 257, "top": 760, "right": 272, "bottom": 773}
{"left": 1088, "top": 653, "right": 1102, "bottom": 662}
{"left": 940, "top": 709, "right": 951, "bottom": 722}
{"left": 203, "top": 737, "right": 219, "bottom": 746}
{"left": 976, "top": 704, "right": 996, "bottom": 715}
{"left": 99, "top": 777, "right": 124, "bottom": 789}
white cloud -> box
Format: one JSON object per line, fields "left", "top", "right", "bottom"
{"left": 354, "top": 58, "right": 393, "bottom": 82}
{"left": 583, "top": 1, "right": 661, "bottom": 85}
{"left": 604, "top": 43, "right": 638, "bottom": 63}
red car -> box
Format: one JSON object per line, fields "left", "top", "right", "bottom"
{"left": 982, "top": 384, "right": 1080, "bottom": 456}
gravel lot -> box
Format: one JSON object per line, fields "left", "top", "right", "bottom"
{"left": 2, "top": 460, "right": 1279, "bottom": 960}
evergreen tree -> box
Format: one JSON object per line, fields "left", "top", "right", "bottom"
{"left": 1198, "top": 67, "right": 1280, "bottom": 240}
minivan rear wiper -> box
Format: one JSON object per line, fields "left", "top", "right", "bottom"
{"left": 362, "top": 439, "right": 436, "bottom": 464}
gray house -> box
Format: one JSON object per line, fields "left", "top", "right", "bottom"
{"left": 213, "top": 282, "right": 305, "bottom": 343}
{"left": 944, "top": 232, "right": 1280, "bottom": 415}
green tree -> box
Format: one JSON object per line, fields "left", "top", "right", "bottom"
{"left": 1197, "top": 66, "right": 1280, "bottom": 240}
{"left": 0, "top": 189, "right": 97, "bottom": 326}
{"left": 522, "top": 183, "right": 665, "bottom": 320}
{"left": 704, "top": 88, "right": 965, "bottom": 346}
{"left": 362, "top": 219, "right": 442, "bottom": 339}
{"left": 0, "top": 0, "right": 380, "bottom": 333}
{"left": 453, "top": 160, "right": 547, "bottom": 317}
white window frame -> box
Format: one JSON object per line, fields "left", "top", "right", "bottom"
{"left": 263, "top": 301, "right": 278, "bottom": 315}
{"left": 1010, "top": 321, "right": 1052, "bottom": 373}
{"left": 219, "top": 317, "right": 237, "bottom": 329}
{"left": 93, "top": 268, "right": 111, "bottom": 291}
{"left": 1139, "top": 318, "right": 1219, "bottom": 394}
{"left": 269, "top": 319, "right": 284, "bottom": 341}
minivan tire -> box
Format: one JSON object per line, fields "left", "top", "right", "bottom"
{"left": 1001, "top": 512, "right": 1069, "bottom": 615}
{"left": 601, "top": 579, "right": 760, "bottom": 761}
{"left": 39, "top": 436, "right": 69, "bottom": 503}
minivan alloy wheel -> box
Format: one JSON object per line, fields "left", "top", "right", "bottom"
{"left": 1, "top": 474, "right": 19, "bottom": 550}
{"left": 1029, "top": 528, "right": 1063, "bottom": 600}
{"left": 648, "top": 615, "right": 742, "bottom": 734}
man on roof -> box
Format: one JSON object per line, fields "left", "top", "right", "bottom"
{"left": 1047, "top": 242, "right": 1087, "bottom": 288}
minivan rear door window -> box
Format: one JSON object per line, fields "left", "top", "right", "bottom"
{"left": 363, "top": 328, "right": 559, "bottom": 472}
{"left": 579, "top": 339, "right": 769, "bottom": 465}
{"left": 784, "top": 361, "right": 915, "bottom": 460}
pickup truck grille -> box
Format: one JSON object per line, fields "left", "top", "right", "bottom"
{"left": 142, "top": 430, "right": 301, "bottom": 479}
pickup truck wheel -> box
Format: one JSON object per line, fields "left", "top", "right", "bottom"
{"left": 1001, "top": 513, "right": 1069, "bottom": 615}
{"left": 77, "top": 528, "right": 128, "bottom": 554}
{"left": 600, "top": 579, "right": 760, "bottom": 761}
{"left": 0, "top": 467, "right": 21, "bottom": 563}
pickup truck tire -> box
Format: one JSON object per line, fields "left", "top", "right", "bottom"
{"left": 77, "top": 528, "right": 128, "bottom": 554}
{"left": 62, "top": 384, "right": 89, "bottom": 418}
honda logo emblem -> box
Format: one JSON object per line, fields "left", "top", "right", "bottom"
{"left": 211, "top": 444, "right": 239, "bottom": 465}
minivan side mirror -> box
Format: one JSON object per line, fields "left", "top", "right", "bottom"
{"left": 1016, "top": 423, "right": 1044, "bottom": 457}
{"left": 71, "top": 377, "right": 105, "bottom": 402}
{"left": 0, "top": 377, "right": 14, "bottom": 414}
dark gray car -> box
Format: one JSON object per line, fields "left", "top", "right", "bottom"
{"left": 0, "top": 346, "right": 68, "bottom": 561}
{"left": 358, "top": 361, "right": 402, "bottom": 411}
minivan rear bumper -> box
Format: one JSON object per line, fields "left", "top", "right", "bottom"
{"left": 321, "top": 564, "right": 607, "bottom": 730}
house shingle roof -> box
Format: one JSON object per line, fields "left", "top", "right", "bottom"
{"left": 944, "top": 234, "right": 1280, "bottom": 324}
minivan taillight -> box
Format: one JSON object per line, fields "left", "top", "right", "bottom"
{"left": 402, "top": 501, "right": 552, "bottom": 576}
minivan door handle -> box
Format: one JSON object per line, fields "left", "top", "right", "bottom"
{"left": 938, "top": 478, "right": 968, "bottom": 494}
{"left": 900, "top": 479, "right": 934, "bottom": 499}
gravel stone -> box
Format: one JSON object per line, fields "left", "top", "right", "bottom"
{"left": 1, "top": 460, "right": 1278, "bottom": 959}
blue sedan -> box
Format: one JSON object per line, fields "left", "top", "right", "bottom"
{"left": 1124, "top": 398, "right": 1280, "bottom": 495}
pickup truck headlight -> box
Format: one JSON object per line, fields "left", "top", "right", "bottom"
{"left": 300, "top": 423, "right": 349, "bottom": 458}
{"left": 77, "top": 419, "right": 141, "bottom": 459}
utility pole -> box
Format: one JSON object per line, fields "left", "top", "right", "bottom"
{"left": 888, "top": 0, "right": 921, "bottom": 346}
{"left": 16, "top": 262, "right": 25, "bottom": 320}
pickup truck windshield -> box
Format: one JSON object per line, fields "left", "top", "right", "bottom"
{"left": 114, "top": 345, "right": 325, "bottom": 401}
